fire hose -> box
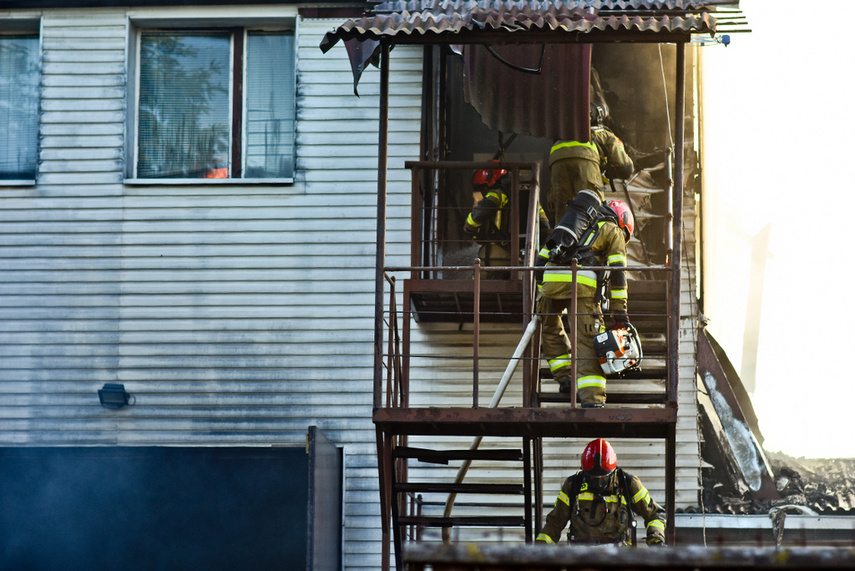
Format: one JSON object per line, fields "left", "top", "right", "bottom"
{"left": 441, "top": 313, "right": 540, "bottom": 542}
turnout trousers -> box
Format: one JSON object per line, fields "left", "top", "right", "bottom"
{"left": 537, "top": 292, "right": 606, "bottom": 406}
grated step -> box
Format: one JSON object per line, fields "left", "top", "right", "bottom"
{"left": 398, "top": 515, "right": 525, "bottom": 527}
{"left": 395, "top": 482, "right": 524, "bottom": 495}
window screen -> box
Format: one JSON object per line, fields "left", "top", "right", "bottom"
{"left": 244, "top": 32, "right": 295, "bottom": 179}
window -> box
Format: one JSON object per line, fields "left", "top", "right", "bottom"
{"left": 0, "top": 34, "right": 39, "bottom": 181}
{"left": 134, "top": 28, "right": 295, "bottom": 181}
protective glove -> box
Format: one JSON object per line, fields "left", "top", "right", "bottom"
{"left": 610, "top": 310, "right": 630, "bottom": 330}
{"left": 646, "top": 537, "right": 665, "bottom": 547}
{"left": 605, "top": 162, "right": 633, "bottom": 181}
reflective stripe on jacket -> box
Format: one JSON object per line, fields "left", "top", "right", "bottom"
{"left": 536, "top": 470, "right": 666, "bottom": 546}
{"left": 539, "top": 220, "right": 627, "bottom": 312}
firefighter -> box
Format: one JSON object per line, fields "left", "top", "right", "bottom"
{"left": 536, "top": 438, "right": 666, "bottom": 546}
{"left": 463, "top": 162, "right": 550, "bottom": 279}
{"left": 536, "top": 199, "right": 633, "bottom": 407}
{"left": 547, "top": 102, "right": 633, "bottom": 223}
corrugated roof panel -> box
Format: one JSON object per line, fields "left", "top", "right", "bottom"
{"left": 463, "top": 42, "right": 591, "bottom": 140}
{"left": 320, "top": 0, "right": 741, "bottom": 52}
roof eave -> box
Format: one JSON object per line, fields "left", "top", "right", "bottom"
{"left": 321, "top": 26, "right": 701, "bottom": 53}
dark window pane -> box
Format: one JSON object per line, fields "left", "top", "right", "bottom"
{"left": 138, "top": 33, "right": 230, "bottom": 179}
{"left": 0, "top": 35, "right": 39, "bottom": 180}
{"left": 244, "top": 32, "right": 295, "bottom": 179}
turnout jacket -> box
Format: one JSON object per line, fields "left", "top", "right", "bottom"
{"left": 538, "top": 219, "right": 628, "bottom": 314}
{"left": 549, "top": 127, "right": 634, "bottom": 181}
{"left": 465, "top": 189, "right": 549, "bottom": 246}
{"left": 536, "top": 469, "right": 666, "bottom": 546}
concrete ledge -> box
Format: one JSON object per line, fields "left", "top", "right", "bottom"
{"left": 404, "top": 543, "right": 855, "bottom": 569}
{"left": 675, "top": 514, "right": 855, "bottom": 547}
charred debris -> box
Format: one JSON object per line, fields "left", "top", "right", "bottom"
{"left": 695, "top": 327, "right": 855, "bottom": 517}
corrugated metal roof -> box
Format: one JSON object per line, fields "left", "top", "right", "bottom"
{"left": 320, "top": 0, "right": 743, "bottom": 52}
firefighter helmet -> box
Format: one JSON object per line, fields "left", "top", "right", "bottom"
{"left": 581, "top": 438, "right": 617, "bottom": 477}
{"left": 472, "top": 160, "right": 508, "bottom": 189}
{"left": 607, "top": 199, "right": 634, "bottom": 242}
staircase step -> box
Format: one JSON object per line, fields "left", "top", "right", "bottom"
{"left": 395, "top": 482, "right": 524, "bottom": 495}
{"left": 398, "top": 515, "right": 526, "bottom": 528}
{"left": 537, "top": 392, "right": 666, "bottom": 404}
{"left": 393, "top": 446, "right": 523, "bottom": 464}
{"left": 539, "top": 367, "right": 666, "bottom": 383}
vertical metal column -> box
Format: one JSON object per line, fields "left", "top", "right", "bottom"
{"left": 523, "top": 437, "right": 533, "bottom": 543}
{"left": 374, "top": 41, "right": 390, "bottom": 411}
{"left": 666, "top": 40, "right": 686, "bottom": 546}
{"left": 374, "top": 41, "right": 393, "bottom": 571}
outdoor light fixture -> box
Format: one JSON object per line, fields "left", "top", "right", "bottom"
{"left": 691, "top": 34, "right": 731, "bottom": 47}
{"left": 98, "top": 383, "right": 131, "bottom": 409}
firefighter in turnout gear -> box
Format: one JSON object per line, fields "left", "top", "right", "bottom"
{"left": 536, "top": 199, "right": 633, "bottom": 406}
{"left": 464, "top": 161, "right": 549, "bottom": 278}
{"left": 547, "top": 102, "right": 634, "bottom": 223}
{"left": 536, "top": 439, "right": 666, "bottom": 546}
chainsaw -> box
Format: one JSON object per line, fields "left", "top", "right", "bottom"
{"left": 593, "top": 323, "right": 643, "bottom": 375}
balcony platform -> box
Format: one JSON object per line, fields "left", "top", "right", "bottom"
{"left": 373, "top": 405, "right": 677, "bottom": 439}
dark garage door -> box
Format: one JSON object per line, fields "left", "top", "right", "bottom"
{"left": 0, "top": 445, "right": 325, "bottom": 570}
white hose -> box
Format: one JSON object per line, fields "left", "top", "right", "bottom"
{"left": 441, "top": 314, "right": 540, "bottom": 542}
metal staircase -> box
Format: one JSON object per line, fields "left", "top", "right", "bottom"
{"left": 373, "top": 160, "right": 680, "bottom": 571}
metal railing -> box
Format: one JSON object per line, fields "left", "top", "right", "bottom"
{"left": 379, "top": 260, "right": 674, "bottom": 411}
{"left": 375, "top": 159, "right": 678, "bottom": 412}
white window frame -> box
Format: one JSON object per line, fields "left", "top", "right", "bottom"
{"left": 125, "top": 19, "right": 296, "bottom": 185}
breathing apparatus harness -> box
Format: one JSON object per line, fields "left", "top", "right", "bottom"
{"left": 567, "top": 468, "right": 638, "bottom": 546}
{"left": 546, "top": 203, "right": 620, "bottom": 305}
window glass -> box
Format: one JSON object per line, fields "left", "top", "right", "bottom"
{"left": 0, "top": 35, "right": 39, "bottom": 181}
{"left": 138, "top": 33, "right": 230, "bottom": 179}
{"left": 244, "top": 32, "right": 295, "bottom": 179}
{"left": 135, "top": 28, "right": 296, "bottom": 181}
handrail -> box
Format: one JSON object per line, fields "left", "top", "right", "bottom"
{"left": 405, "top": 160, "right": 536, "bottom": 279}
{"left": 381, "top": 261, "right": 675, "bottom": 410}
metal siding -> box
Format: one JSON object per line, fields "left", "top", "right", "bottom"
{"left": 0, "top": 11, "right": 422, "bottom": 570}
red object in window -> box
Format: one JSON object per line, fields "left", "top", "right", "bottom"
{"left": 205, "top": 168, "right": 228, "bottom": 179}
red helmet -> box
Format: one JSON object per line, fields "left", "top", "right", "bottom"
{"left": 607, "top": 199, "right": 634, "bottom": 242}
{"left": 472, "top": 160, "right": 508, "bottom": 188}
{"left": 581, "top": 438, "right": 617, "bottom": 476}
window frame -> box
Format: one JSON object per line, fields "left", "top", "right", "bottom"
{"left": 0, "top": 23, "right": 41, "bottom": 186}
{"left": 126, "top": 22, "right": 296, "bottom": 185}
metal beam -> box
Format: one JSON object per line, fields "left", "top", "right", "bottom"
{"left": 373, "top": 406, "right": 677, "bottom": 439}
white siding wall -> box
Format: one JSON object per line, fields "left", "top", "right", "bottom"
{"left": 0, "top": 8, "right": 422, "bottom": 570}
{"left": 298, "top": 18, "right": 423, "bottom": 569}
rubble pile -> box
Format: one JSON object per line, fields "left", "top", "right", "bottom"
{"left": 695, "top": 452, "right": 855, "bottom": 515}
